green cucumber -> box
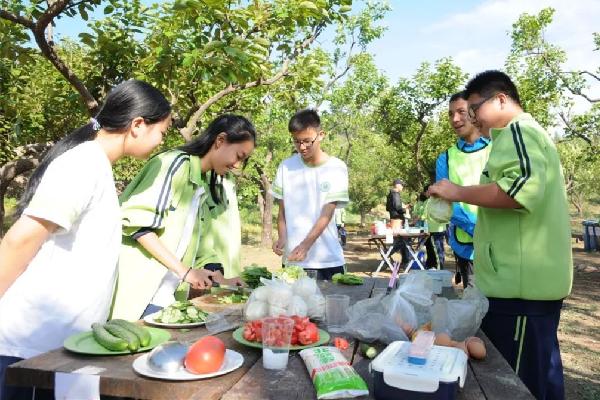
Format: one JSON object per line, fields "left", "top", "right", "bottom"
{"left": 104, "top": 322, "right": 140, "bottom": 351}
{"left": 109, "top": 319, "right": 151, "bottom": 347}
{"left": 359, "top": 343, "right": 378, "bottom": 359}
{"left": 91, "top": 323, "right": 129, "bottom": 352}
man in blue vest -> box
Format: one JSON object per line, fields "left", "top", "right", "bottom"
{"left": 435, "top": 91, "right": 491, "bottom": 287}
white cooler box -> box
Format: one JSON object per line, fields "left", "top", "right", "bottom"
{"left": 370, "top": 341, "right": 468, "bottom": 400}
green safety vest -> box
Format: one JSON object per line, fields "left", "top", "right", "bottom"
{"left": 447, "top": 142, "right": 492, "bottom": 243}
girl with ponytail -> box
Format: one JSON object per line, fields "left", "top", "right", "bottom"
{"left": 111, "top": 114, "right": 256, "bottom": 321}
{"left": 0, "top": 80, "right": 171, "bottom": 399}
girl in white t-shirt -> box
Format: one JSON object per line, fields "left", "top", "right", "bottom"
{"left": 0, "top": 80, "right": 171, "bottom": 400}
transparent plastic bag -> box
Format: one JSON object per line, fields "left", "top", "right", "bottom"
{"left": 431, "top": 286, "right": 489, "bottom": 341}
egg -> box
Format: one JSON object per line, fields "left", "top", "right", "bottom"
{"left": 401, "top": 322, "right": 415, "bottom": 338}
{"left": 453, "top": 340, "right": 468, "bottom": 356}
{"left": 434, "top": 333, "right": 452, "bottom": 346}
{"left": 466, "top": 337, "right": 486, "bottom": 360}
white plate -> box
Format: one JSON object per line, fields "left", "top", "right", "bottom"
{"left": 143, "top": 311, "right": 206, "bottom": 328}
{"left": 132, "top": 349, "right": 244, "bottom": 380}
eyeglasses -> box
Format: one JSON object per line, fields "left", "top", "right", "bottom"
{"left": 292, "top": 135, "right": 319, "bottom": 149}
{"left": 468, "top": 94, "right": 497, "bottom": 120}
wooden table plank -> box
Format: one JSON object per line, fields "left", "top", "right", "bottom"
{"left": 470, "top": 332, "right": 534, "bottom": 400}
{"left": 6, "top": 327, "right": 260, "bottom": 400}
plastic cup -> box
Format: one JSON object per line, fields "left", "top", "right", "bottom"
{"left": 205, "top": 309, "right": 243, "bottom": 334}
{"left": 305, "top": 269, "right": 318, "bottom": 280}
{"left": 261, "top": 316, "right": 295, "bottom": 370}
{"left": 326, "top": 294, "right": 350, "bottom": 333}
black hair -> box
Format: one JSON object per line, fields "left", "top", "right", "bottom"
{"left": 464, "top": 70, "right": 522, "bottom": 107}
{"left": 449, "top": 91, "right": 468, "bottom": 103}
{"left": 178, "top": 114, "right": 256, "bottom": 204}
{"left": 18, "top": 80, "right": 171, "bottom": 216}
{"left": 288, "top": 109, "right": 321, "bottom": 133}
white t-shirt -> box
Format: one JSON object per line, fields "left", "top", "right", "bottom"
{"left": 0, "top": 141, "right": 121, "bottom": 358}
{"left": 271, "top": 154, "right": 349, "bottom": 269}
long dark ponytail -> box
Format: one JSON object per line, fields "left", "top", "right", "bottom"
{"left": 18, "top": 80, "right": 171, "bottom": 216}
{"left": 178, "top": 114, "right": 256, "bottom": 204}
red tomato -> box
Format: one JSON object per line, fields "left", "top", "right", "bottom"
{"left": 185, "top": 336, "right": 226, "bottom": 374}
{"left": 334, "top": 337, "right": 349, "bottom": 350}
{"left": 298, "top": 322, "right": 319, "bottom": 345}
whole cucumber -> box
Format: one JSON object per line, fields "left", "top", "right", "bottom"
{"left": 104, "top": 322, "right": 140, "bottom": 351}
{"left": 91, "top": 323, "right": 129, "bottom": 352}
{"left": 109, "top": 319, "right": 151, "bottom": 347}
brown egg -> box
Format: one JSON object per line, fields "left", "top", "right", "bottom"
{"left": 401, "top": 322, "right": 415, "bottom": 338}
{"left": 466, "top": 337, "right": 486, "bottom": 360}
{"left": 453, "top": 340, "right": 468, "bottom": 356}
{"left": 434, "top": 333, "right": 453, "bottom": 347}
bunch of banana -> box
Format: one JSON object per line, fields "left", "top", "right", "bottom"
{"left": 91, "top": 319, "right": 151, "bottom": 352}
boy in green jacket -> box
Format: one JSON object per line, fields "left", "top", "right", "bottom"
{"left": 428, "top": 70, "right": 572, "bottom": 400}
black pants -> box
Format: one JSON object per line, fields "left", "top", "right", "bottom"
{"left": 307, "top": 266, "right": 345, "bottom": 281}
{"left": 454, "top": 253, "right": 473, "bottom": 288}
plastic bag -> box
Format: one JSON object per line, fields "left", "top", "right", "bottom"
{"left": 342, "top": 290, "right": 415, "bottom": 344}
{"left": 431, "top": 286, "right": 489, "bottom": 341}
{"left": 300, "top": 346, "right": 369, "bottom": 399}
{"left": 244, "top": 277, "right": 325, "bottom": 320}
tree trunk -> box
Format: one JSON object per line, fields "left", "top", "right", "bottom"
{"left": 259, "top": 174, "right": 273, "bottom": 248}
{"left": 360, "top": 211, "right": 366, "bottom": 227}
{"left": 0, "top": 158, "right": 41, "bottom": 236}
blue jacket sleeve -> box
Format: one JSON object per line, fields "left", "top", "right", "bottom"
{"left": 450, "top": 203, "right": 477, "bottom": 236}
{"left": 435, "top": 152, "right": 449, "bottom": 182}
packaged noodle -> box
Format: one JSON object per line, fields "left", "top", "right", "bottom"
{"left": 299, "top": 346, "right": 369, "bottom": 399}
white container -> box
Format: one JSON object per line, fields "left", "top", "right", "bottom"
{"left": 370, "top": 341, "right": 468, "bottom": 400}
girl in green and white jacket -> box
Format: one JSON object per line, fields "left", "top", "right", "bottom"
{"left": 111, "top": 115, "right": 256, "bottom": 320}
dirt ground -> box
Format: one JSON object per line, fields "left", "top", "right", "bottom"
{"left": 241, "top": 234, "right": 600, "bottom": 400}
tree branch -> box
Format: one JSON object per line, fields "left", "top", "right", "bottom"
{"left": 559, "top": 112, "right": 592, "bottom": 145}
{"left": 0, "top": 9, "right": 35, "bottom": 29}
{"left": 27, "top": 0, "right": 99, "bottom": 114}
{"left": 179, "top": 24, "right": 325, "bottom": 140}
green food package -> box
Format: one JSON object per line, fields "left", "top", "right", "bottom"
{"left": 299, "top": 346, "right": 369, "bottom": 399}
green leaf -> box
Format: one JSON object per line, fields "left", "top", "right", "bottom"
{"left": 104, "top": 5, "right": 114, "bottom": 14}
{"left": 299, "top": 1, "right": 318, "bottom": 11}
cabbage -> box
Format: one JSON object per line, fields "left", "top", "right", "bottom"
{"left": 427, "top": 197, "right": 452, "bottom": 224}
{"left": 274, "top": 265, "right": 307, "bottom": 283}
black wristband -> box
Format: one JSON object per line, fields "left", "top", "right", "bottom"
{"left": 180, "top": 267, "right": 192, "bottom": 283}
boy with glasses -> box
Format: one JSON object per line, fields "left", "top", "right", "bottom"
{"left": 428, "top": 70, "right": 572, "bottom": 400}
{"left": 435, "top": 91, "right": 491, "bottom": 286}
{"left": 271, "top": 109, "right": 349, "bottom": 280}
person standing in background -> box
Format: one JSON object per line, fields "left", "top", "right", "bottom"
{"left": 435, "top": 91, "right": 491, "bottom": 287}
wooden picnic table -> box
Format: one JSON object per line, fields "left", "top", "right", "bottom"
{"left": 6, "top": 277, "right": 534, "bottom": 400}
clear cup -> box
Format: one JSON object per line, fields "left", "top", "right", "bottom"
{"left": 305, "top": 269, "right": 318, "bottom": 280}
{"left": 205, "top": 309, "right": 243, "bottom": 334}
{"left": 326, "top": 294, "right": 350, "bottom": 333}
{"left": 261, "top": 316, "right": 295, "bottom": 370}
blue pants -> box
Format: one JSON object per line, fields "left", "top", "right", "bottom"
{"left": 481, "top": 298, "right": 565, "bottom": 400}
